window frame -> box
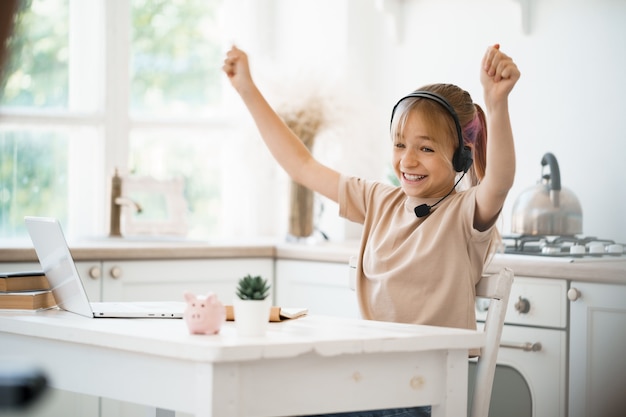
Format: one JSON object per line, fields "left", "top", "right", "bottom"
{"left": 1, "top": 0, "right": 250, "bottom": 240}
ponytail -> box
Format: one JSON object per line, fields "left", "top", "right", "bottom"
{"left": 466, "top": 104, "right": 488, "bottom": 184}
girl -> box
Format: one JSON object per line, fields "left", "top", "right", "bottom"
{"left": 223, "top": 44, "right": 520, "bottom": 417}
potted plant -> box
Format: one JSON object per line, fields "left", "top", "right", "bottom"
{"left": 233, "top": 274, "right": 272, "bottom": 336}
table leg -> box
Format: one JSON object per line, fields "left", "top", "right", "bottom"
{"left": 431, "top": 350, "right": 469, "bottom": 417}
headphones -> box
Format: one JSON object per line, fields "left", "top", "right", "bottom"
{"left": 390, "top": 91, "right": 473, "bottom": 173}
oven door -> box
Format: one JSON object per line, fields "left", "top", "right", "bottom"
{"left": 469, "top": 324, "right": 567, "bottom": 417}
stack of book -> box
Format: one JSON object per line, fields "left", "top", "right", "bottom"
{"left": 0, "top": 271, "right": 56, "bottom": 310}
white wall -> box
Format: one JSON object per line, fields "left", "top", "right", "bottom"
{"left": 232, "top": 0, "right": 626, "bottom": 243}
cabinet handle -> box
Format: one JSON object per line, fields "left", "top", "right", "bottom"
{"left": 88, "top": 266, "right": 101, "bottom": 280}
{"left": 500, "top": 341, "right": 542, "bottom": 352}
{"left": 567, "top": 288, "right": 581, "bottom": 301}
{"left": 109, "top": 266, "right": 122, "bottom": 279}
{"left": 514, "top": 296, "right": 531, "bottom": 314}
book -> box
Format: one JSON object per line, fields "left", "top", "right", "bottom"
{"left": 0, "top": 271, "right": 49, "bottom": 292}
{"left": 0, "top": 290, "right": 57, "bottom": 310}
{"left": 225, "top": 305, "right": 308, "bottom": 322}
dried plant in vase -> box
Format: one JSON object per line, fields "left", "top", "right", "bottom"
{"left": 278, "top": 95, "right": 328, "bottom": 239}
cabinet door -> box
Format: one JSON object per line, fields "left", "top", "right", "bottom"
{"left": 568, "top": 282, "right": 626, "bottom": 417}
{"left": 275, "top": 259, "right": 360, "bottom": 318}
{"left": 100, "top": 259, "right": 274, "bottom": 304}
{"left": 0, "top": 261, "right": 41, "bottom": 272}
{"left": 74, "top": 261, "right": 103, "bottom": 302}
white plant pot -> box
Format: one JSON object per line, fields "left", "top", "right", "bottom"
{"left": 232, "top": 298, "right": 271, "bottom": 337}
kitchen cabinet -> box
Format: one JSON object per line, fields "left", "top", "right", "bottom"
{"left": 275, "top": 259, "right": 360, "bottom": 318}
{"left": 1, "top": 258, "right": 274, "bottom": 304}
{"left": 74, "top": 261, "right": 104, "bottom": 301}
{"left": 568, "top": 281, "right": 626, "bottom": 417}
{"left": 0, "top": 261, "right": 42, "bottom": 272}
{"left": 96, "top": 258, "right": 274, "bottom": 303}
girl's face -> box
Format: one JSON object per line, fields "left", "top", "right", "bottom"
{"left": 392, "top": 110, "right": 457, "bottom": 199}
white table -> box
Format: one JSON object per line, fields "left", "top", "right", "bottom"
{"left": 0, "top": 310, "right": 484, "bottom": 417}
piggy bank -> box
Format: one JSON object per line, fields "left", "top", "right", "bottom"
{"left": 183, "top": 291, "right": 226, "bottom": 335}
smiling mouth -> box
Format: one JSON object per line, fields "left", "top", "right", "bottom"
{"left": 403, "top": 173, "right": 426, "bottom": 182}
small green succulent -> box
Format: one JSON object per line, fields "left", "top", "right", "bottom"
{"left": 236, "top": 274, "right": 271, "bottom": 300}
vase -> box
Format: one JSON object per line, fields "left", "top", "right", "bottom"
{"left": 288, "top": 180, "right": 314, "bottom": 239}
{"left": 232, "top": 297, "right": 272, "bottom": 337}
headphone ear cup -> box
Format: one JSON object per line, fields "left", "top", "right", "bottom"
{"left": 453, "top": 146, "right": 473, "bottom": 173}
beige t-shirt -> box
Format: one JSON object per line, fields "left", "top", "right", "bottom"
{"left": 339, "top": 175, "right": 497, "bottom": 332}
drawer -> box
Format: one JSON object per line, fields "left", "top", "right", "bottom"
{"left": 476, "top": 276, "right": 568, "bottom": 328}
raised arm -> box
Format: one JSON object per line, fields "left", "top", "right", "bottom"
{"left": 474, "top": 44, "right": 521, "bottom": 230}
{"left": 222, "top": 46, "right": 341, "bottom": 202}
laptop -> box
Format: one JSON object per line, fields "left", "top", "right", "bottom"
{"left": 25, "top": 216, "right": 185, "bottom": 319}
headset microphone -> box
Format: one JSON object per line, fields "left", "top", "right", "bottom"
{"left": 414, "top": 171, "right": 466, "bottom": 218}
{"left": 414, "top": 203, "right": 432, "bottom": 218}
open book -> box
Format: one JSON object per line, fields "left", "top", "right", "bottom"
{"left": 225, "top": 305, "right": 308, "bottom": 322}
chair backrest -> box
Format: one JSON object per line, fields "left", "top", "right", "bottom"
{"left": 470, "top": 267, "right": 514, "bottom": 417}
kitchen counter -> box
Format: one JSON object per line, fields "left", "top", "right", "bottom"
{"left": 486, "top": 253, "right": 626, "bottom": 285}
{"left": 0, "top": 238, "right": 277, "bottom": 262}
{"left": 1, "top": 239, "right": 624, "bottom": 284}
{"left": 0, "top": 238, "right": 359, "bottom": 263}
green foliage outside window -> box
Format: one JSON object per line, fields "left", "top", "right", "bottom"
{"left": 0, "top": 132, "right": 68, "bottom": 237}
{"left": 131, "top": 0, "right": 223, "bottom": 115}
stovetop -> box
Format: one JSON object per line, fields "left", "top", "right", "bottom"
{"left": 502, "top": 234, "right": 625, "bottom": 258}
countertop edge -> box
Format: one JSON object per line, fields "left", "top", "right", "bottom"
{"left": 1, "top": 241, "right": 624, "bottom": 284}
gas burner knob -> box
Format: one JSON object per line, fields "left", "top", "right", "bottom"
{"left": 514, "top": 296, "right": 531, "bottom": 314}
{"left": 607, "top": 244, "right": 624, "bottom": 255}
{"left": 570, "top": 245, "right": 586, "bottom": 255}
{"left": 541, "top": 246, "right": 561, "bottom": 255}
{"left": 588, "top": 242, "right": 605, "bottom": 255}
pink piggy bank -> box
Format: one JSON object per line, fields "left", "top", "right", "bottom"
{"left": 183, "top": 291, "right": 226, "bottom": 335}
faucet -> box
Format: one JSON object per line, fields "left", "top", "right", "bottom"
{"left": 109, "top": 169, "right": 143, "bottom": 237}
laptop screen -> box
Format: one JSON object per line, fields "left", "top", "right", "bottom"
{"left": 25, "top": 216, "right": 94, "bottom": 317}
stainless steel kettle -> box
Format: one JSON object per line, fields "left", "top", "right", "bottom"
{"left": 511, "top": 152, "right": 582, "bottom": 236}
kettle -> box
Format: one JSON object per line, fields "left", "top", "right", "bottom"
{"left": 511, "top": 152, "right": 582, "bottom": 236}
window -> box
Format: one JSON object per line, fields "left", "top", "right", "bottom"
{"left": 0, "top": 0, "right": 258, "bottom": 241}
{"left": 0, "top": 0, "right": 87, "bottom": 239}
{"left": 130, "top": 0, "right": 223, "bottom": 117}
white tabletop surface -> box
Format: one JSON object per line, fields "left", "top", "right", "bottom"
{"left": 0, "top": 309, "right": 484, "bottom": 361}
